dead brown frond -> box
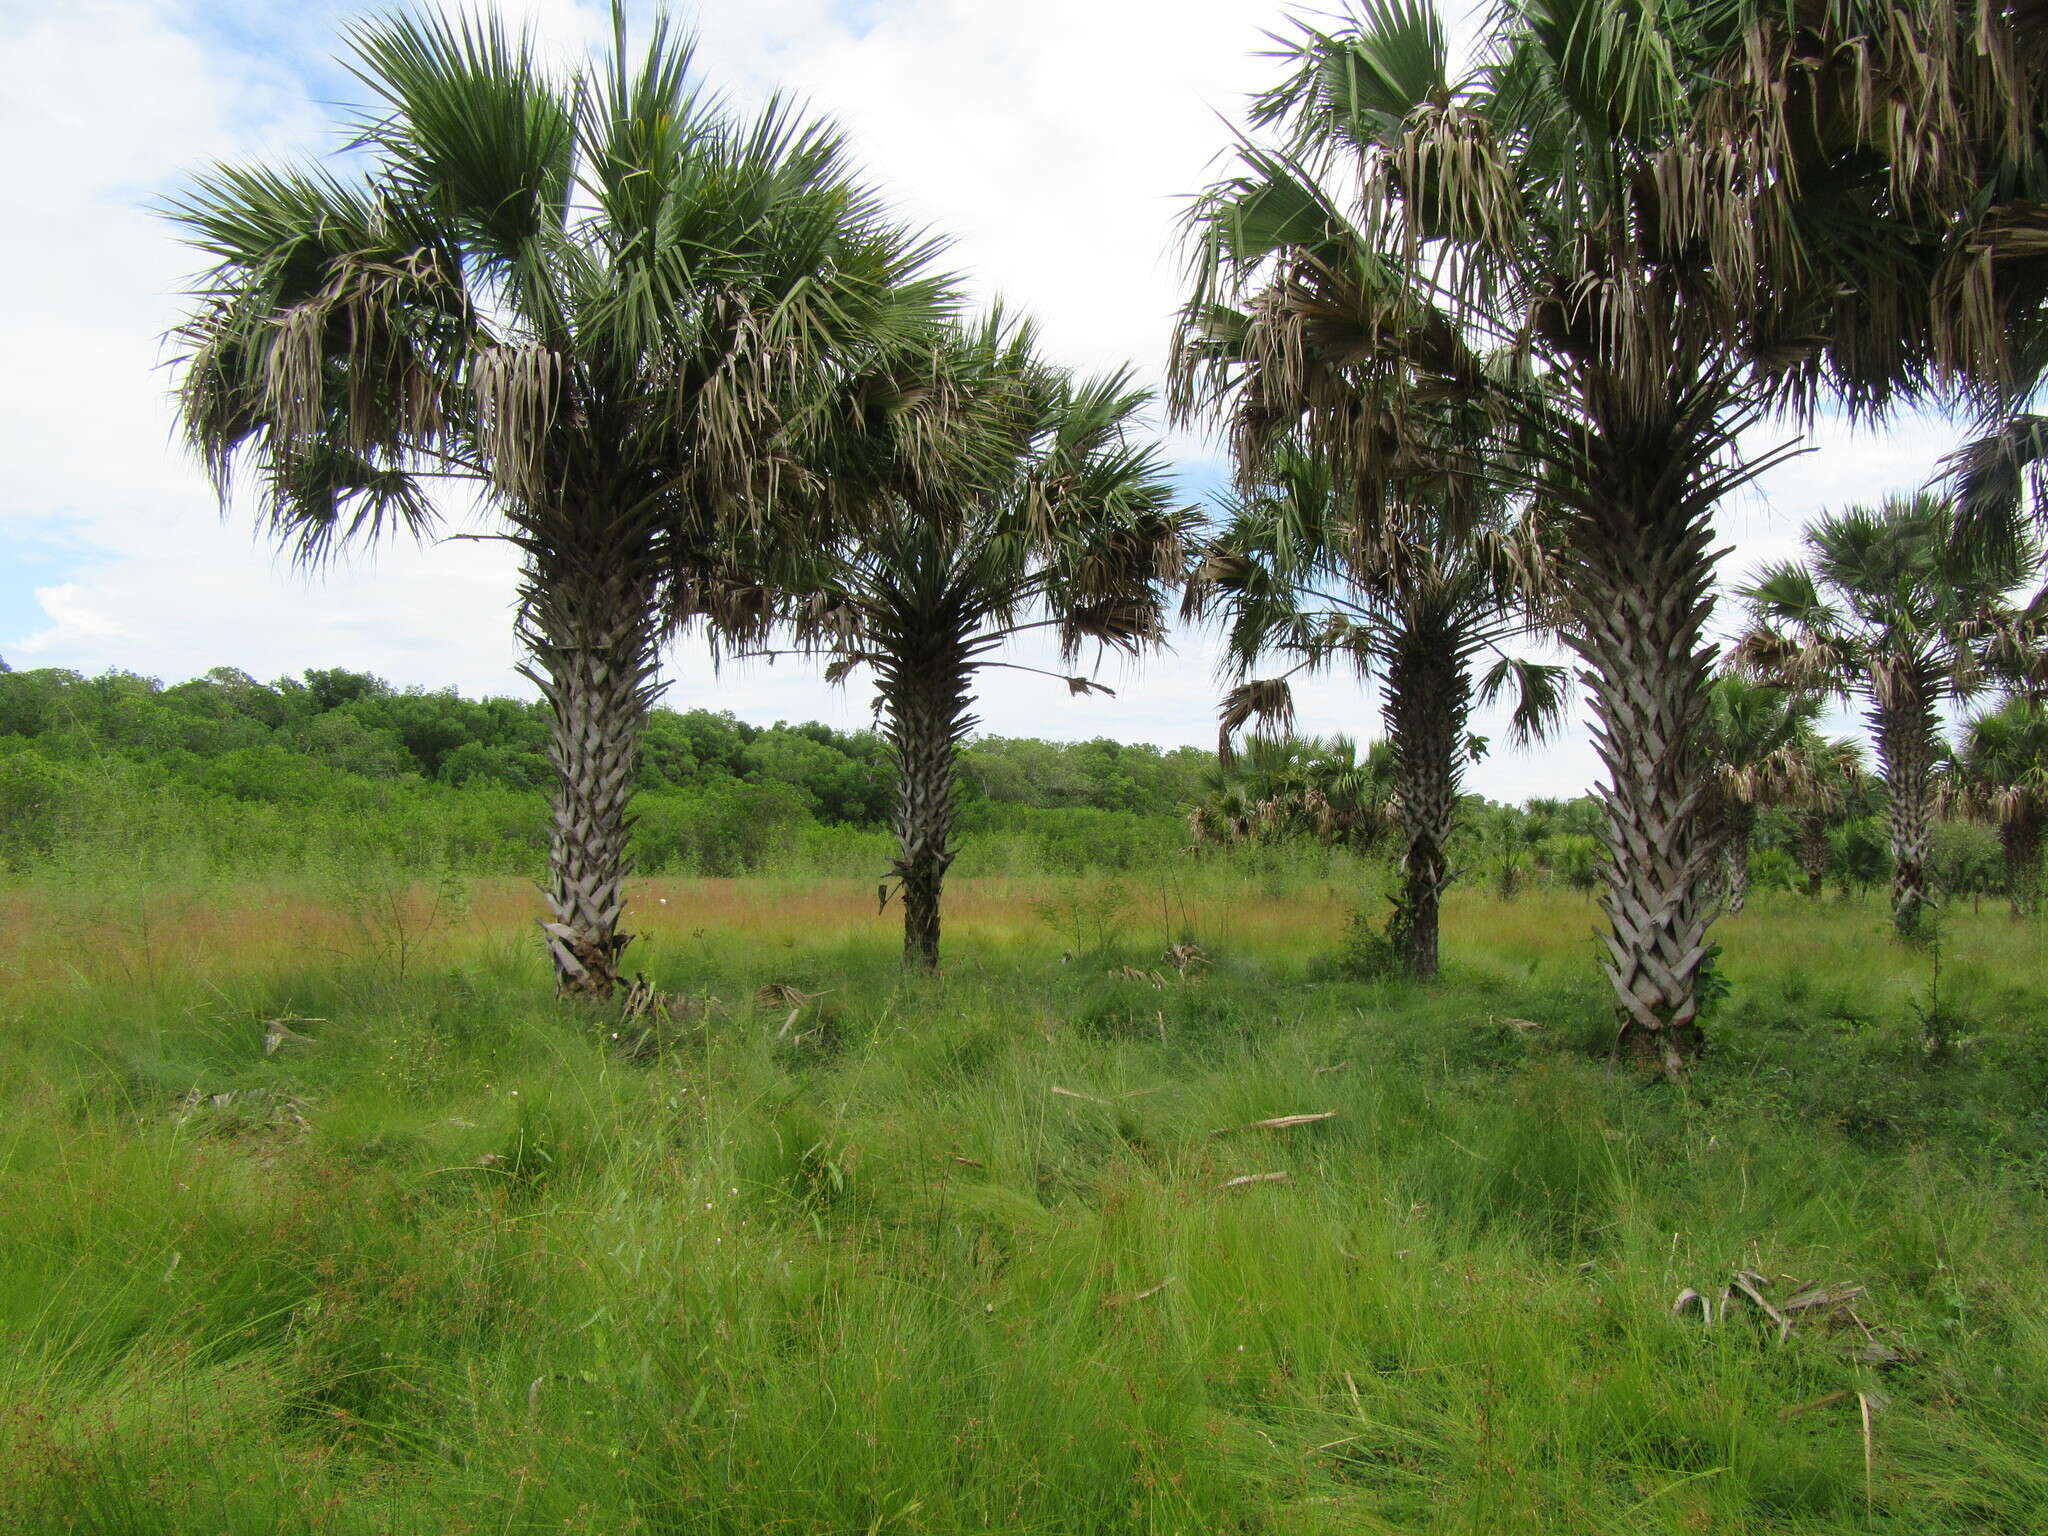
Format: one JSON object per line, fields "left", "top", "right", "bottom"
{"left": 611, "top": 976, "right": 723, "bottom": 1061}
{"left": 1210, "top": 1110, "right": 1338, "bottom": 1136}
{"left": 473, "top": 342, "right": 562, "bottom": 500}
{"left": 1215, "top": 1171, "right": 1289, "bottom": 1192}
{"left": 754, "top": 982, "right": 828, "bottom": 1009}
{"left": 1672, "top": 1269, "right": 1870, "bottom": 1346}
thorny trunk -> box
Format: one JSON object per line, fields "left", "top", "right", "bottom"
{"left": 2002, "top": 812, "right": 2043, "bottom": 919}
{"left": 1796, "top": 810, "right": 1830, "bottom": 898}
{"left": 1385, "top": 627, "right": 1467, "bottom": 980}
{"left": 1873, "top": 690, "right": 1938, "bottom": 940}
{"left": 882, "top": 627, "right": 974, "bottom": 971}
{"left": 525, "top": 558, "right": 661, "bottom": 998}
{"left": 1571, "top": 510, "right": 1718, "bottom": 1082}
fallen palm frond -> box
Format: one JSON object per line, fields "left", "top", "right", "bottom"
{"left": 1673, "top": 1270, "right": 1870, "bottom": 1344}
{"left": 1216, "top": 1171, "right": 1289, "bottom": 1192}
{"left": 261, "top": 1015, "right": 324, "bottom": 1055}
{"left": 1051, "top": 1085, "right": 1108, "bottom": 1105}
{"left": 755, "top": 982, "right": 829, "bottom": 1009}
{"left": 1100, "top": 1277, "right": 1173, "bottom": 1310}
{"left": 611, "top": 977, "right": 725, "bottom": 1061}
{"left": 1111, "top": 965, "right": 1167, "bottom": 986}
{"left": 173, "top": 1086, "right": 312, "bottom": 1136}
{"left": 1212, "top": 1110, "right": 1339, "bottom": 1136}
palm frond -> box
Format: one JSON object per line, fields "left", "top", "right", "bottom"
{"left": 1478, "top": 655, "right": 1571, "bottom": 746}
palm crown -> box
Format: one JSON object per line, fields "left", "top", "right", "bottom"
{"left": 1189, "top": 734, "right": 1395, "bottom": 852}
{"left": 174, "top": 9, "right": 949, "bottom": 562}
{"left": 1697, "top": 672, "right": 1829, "bottom": 911}
{"left": 1737, "top": 494, "right": 2042, "bottom": 706}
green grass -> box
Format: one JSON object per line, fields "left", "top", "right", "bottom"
{"left": 1, "top": 879, "right": 2044, "bottom": 1534}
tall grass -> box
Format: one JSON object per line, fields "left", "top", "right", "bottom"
{"left": 1, "top": 876, "right": 2043, "bottom": 1533}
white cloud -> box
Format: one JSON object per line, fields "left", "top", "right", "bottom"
{"left": 1, "top": 0, "right": 1975, "bottom": 803}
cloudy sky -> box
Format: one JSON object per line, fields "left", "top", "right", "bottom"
{"left": 0, "top": 0, "right": 1967, "bottom": 798}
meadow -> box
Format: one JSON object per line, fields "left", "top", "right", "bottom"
{"left": 3, "top": 871, "right": 2045, "bottom": 1535}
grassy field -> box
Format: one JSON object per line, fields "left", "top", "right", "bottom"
{"left": 2, "top": 874, "right": 2045, "bottom": 1534}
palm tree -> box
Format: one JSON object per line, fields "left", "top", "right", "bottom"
{"left": 1736, "top": 494, "right": 2043, "bottom": 937}
{"left": 166, "top": 9, "right": 951, "bottom": 995}
{"left": 1189, "top": 733, "right": 1395, "bottom": 853}
{"left": 772, "top": 315, "right": 1190, "bottom": 970}
{"left": 1697, "top": 674, "right": 1825, "bottom": 913}
{"left": 1176, "top": 0, "right": 2043, "bottom": 1073}
{"left": 1948, "top": 697, "right": 2048, "bottom": 917}
{"left": 1781, "top": 734, "right": 1870, "bottom": 901}
{"left": 1189, "top": 446, "right": 1563, "bottom": 978}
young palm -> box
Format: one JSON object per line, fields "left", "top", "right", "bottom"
{"left": 778, "top": 316, "right": 1191, "bottom": 970}
{"left": 1174, "top": 0, "right": 2035, "bottom": 1075}
{"left": 166, "top": 10, "right": 950, "bottom": 995}
{"left": 1697, "top": 674, "right": 1826, "bottom": 914}
{"left": 1736, "top": 495, "right": 2043, "bottom": 937}
{"left": 1190, "top": 734, "right": 1395, "bottom": 853}
{"left": 1189, "top": 446, "right": 1564, "bottom": 979}
{"left": 1948, "top": 697, "right": 2048, "bottom": 918}
{"left": 1780, "top": 734, "right": 1870, "bottom": 901}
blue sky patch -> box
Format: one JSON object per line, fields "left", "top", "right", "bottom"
{"left": 0, "top": 534, "right": 83, "bottom": 659}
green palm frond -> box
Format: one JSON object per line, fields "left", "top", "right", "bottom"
{"left": 1251, "top": 0, "right": 1449, "bottom": 146}
{"left": 343, "top": 8, "right": 576, "bottom": 274}
{"left": 1478, "top": 655, "right": 1571, "bottom": 746}
{"left": 769, "top": 311, "right": 1190, "bottom": 698}
{"left": 1739, "top": 494, "right": 2043, "bottom": 707}
{"left": 1946, "top": 414, "right": 2048, "bottom": 568}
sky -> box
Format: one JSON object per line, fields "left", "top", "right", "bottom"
{"left": 0, "top": 0, "right": 1972, "bottom": 799}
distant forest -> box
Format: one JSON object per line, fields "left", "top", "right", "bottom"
{"left": 0, "top": 663, "right": 1216, "bottom": 881}
{"left": 0, "top": 661, "right": 2001, "bottom": 896}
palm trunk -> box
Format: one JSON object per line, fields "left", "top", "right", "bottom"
{"left": 1796, "top": 811, "right": 1829, "bottom": 898}
{"left": 524, "top": 560, "right": 661, "bottom": 998}
{"left": 1572, "top": 512, "right": 1718, "bottom": 1081}
{"left": 881, "top": 624, "right": 973, "bottom": 971}
{"left": 1872, "top": 691, "right": 1938, "bottom": 940}
{"left": 1721, "top": 802, "right": 1755, "bottom": 914}
{"left": 1385, "top": 626, "right": 1467, "bottom": 980}
{"left": 2003, "top": 812, "right": 2043, "bottom": 918}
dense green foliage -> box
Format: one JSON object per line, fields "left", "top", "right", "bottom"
{"left": 1, "top": 664, "right": 2016, "bottom": 903}
{"left": 0, "top": 664, "right": 1215, "bottom": 881}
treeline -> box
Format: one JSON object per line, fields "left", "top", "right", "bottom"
{"left": 0, "top": 662, "right": 2005, "bottom": 897}
{"left": 0, "top": 664, "right": 1212, "bottom": 880}
{"left": 1458, "top": 796, "right": 2003, "bottom": 908}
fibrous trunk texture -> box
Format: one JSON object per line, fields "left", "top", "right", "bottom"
{"left": 1385, "top": 625, "right": 1468, "bottom": 980}
{"left": 1720, "top": 801, "right": 1756, "bottom": 914}
{"left": 1872, "top": 691, "right": 1938, "bottom": 940}
{"left": 525, "top": 558, "right": 661, "bottom": 998}
{"left": 1571, "top": 511, "right": 1718, "bottom": 1081}
{"left": 1797, "top": 811, "right": 1830, "bottom": 898}
{"left": 882, "top": 626, "right": 974, "bottom": 971}
{"left": 2002, "top": 813, "right": 2042, "bottom": 919}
